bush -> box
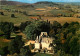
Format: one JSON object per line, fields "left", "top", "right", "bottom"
{"left": 8, "top": 35, "right": 24, "bottom": 54}
{"left": 11, "top": 14, "right": 15, "bottom": 18}
{"left": 0, "top": 12, "right": 4, "bottom": 15}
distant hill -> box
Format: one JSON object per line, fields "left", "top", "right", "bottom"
{"left": 30, "top": 1, "right": 63, "bottom": 8}
{"left": 0, "top": 1, "right": 62, "bottom": 7}
{"left": 33, "top": 1, "right": 60, "bottom": 7}
{"left": 0, "top": 1, "right": 28, "bottom": 5}
{"left": 57, "top": 2, "right": 80, "bottom": 5}
{"left": 35, "top": 1, "right": 58, "bottom": 5}
{"left": 17, "top": 1, "right": 62, "bottom": 9}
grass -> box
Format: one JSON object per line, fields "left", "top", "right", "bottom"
{"left": 0, "top": 10, "right": 32, "bottom": 24}
{"left": 0, "top": 37, "right": 10, "bottom": 48}
{"left": 34, "top": 53, "right": 53, "bottom": 56}
{"left": 50, "top": 9, "right": 74, "bottom": 16}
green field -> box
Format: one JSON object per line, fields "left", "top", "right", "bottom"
{"left": 0, "top": 10, "right": 33, "bottom": 24}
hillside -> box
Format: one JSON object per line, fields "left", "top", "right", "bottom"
{"left": 0, "top": 1, "right": 80, "bottom": 25}
{"left": 17, "top": 1, "right": 61, "bottom": 9}
{"left": 34, "top": 1, "right": 60, "bottom": 6}
{"left": 0, "top": 1, "right": 28, "bottom": 5}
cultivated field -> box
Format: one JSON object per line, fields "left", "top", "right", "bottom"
{"left": 42, "top": 17, "right": 80, "bottom": 25}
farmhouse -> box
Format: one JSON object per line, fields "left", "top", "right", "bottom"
{"left": 34, "top": 32, "right": 55, "bottom": 54}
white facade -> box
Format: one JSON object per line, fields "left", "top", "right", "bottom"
{"left": 34, "top": 32, "right": 54, "bottom": 51}
{"left": 35, "top": 43, "right": 40, "bottom": 49}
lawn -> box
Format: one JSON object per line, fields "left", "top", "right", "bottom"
{"left": 34, "top": 53, "right": 53, "bottom": 56}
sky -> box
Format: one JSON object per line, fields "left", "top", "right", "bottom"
{"left": 1, "top": 0, "right": 80, "bottom": 3}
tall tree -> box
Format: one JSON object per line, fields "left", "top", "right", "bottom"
{"left": 8, "top": 35, "right": 24, "bottom": 54}
{"left": 20, "top": 21, "right": 31, "bottom": 32}
{"left": 69, "top": 36, "right": 79, "bottom": 56}
{"left": 52, "top": 21, "right": 62, "bottom": 34}
{"left": 24, "top": 21, "right": 50, "bottom": 40}
{"left": 0, "top": 22, "right": 14, "bottom": 39}
{"left": 0, "top": 46, "right": 9, "bottom": 56}
{"left": 20, "top": 46, "right": 31, "bottom": 56}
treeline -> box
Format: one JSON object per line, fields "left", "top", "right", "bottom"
{"left": 54, "top": 22, "right": 80, "bottom": 56}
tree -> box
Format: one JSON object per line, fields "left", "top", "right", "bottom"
{"left": 65, "top": 5, "right": 71, "bottom": 8}
{"left": 54, "top": 50, "right": 72, "bottom": 56}
{"left": 8, "top": 35, "right": 24, "bottom": 54}
{"left": 24, "top": 24, "right": 37, "bottom": 40}
{"left": 23, "top": 11, "right": 27, "bottom": 15}
{"left": 69, "top": 22, "right": 79, "bottom": 26}
{"left": 0, "top": 46, "right": 9, "bottom": 56}
{"left": 49, "top": 29, "right": 55, "bottom": 37}
{"left": 38, "top": 15, "right": 41, "bottom": 19}
{"left": 11, "top": 14, "right": 15, "bottom": 18}
{"left": 0, "top": 12, "right": 4, "bottom": 15}
{"left": 0, "top": 22, "right": 14, "bottom": 39}
{"left": 0, "top": 30, "right": 4, "bottom": 36}
{"left": 52, "top": 21, "right": 80, "bottom": 56}
{"left": 69, "top": 36, "right": 79, "bottom": 56}
{"left": 63, "top": 22, "right": 69, "bottom": 28}
{"left": 52, "top": 21, "right": 62, "bottom": 34}
{"left": 24, "top": 21, "right": 50, "bottom": 40}
{"left": 20, "top": 46, "right": 31, "bottom": 56}
{"left": 12, "top": 53, "right": 19, "bottom": 56}
{"left": 20, "top": 21, "right": 31, "bottom": 32}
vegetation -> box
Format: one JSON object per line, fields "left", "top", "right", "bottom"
{"left": 0, "top": 22, "right": 14, "bottom": 39}
{"left": 0, "top": 12, "right": 4, "bottom": 15}
{"left": 0, "top": 2, "right": 80, "bottom": 24}
{"left": 24, "top": 21, "right": 50, "bottom": 40}
{"left": 8, "top": 35, "right": 24, "bottom": 54}
{"left": 11, "top": 14, "right": 15, "bottom": 18}
{"left": 34, "top": 53, "right": 53, "bottom": 56}
{"left": 20, "top": 46, "right": 31, "bottom": 56}
{"left": 54, "top": 22, "right": 80, "bottom": 56}
{"left": 23, "top": 21, "right": 80, "bottom": 56}
{"left": 0, "top": 1, "right": 80, "bottom": 56}
{"left": 0, "top": 20, "right": 79, "bottom": 56}
{"left": 20, "top": 21, "right": 31, "bottom": 32}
